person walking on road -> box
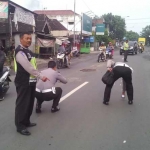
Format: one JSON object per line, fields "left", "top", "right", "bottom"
{"left": 35, "top": 61, "right": 67, "bottom": 113}
{"left": 123, "top": 40, "right": 129, "bottom": 62}
{"left": 103, "top": 60, "right": 134, "bottom": 105}
{"left": 14, "top": 32, "right": 49, "bottom": 136}
{"left": 0, "top": 49, "right": 6, "bottom": 101}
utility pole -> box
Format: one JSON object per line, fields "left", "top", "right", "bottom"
{"left": 73, "top": 0, "right": 76, "bottom": 46}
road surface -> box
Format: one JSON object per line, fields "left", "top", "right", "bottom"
{"left": 0, "top": 48, "right": 150, "bottom": 150}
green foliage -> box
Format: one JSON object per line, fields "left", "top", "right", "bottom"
{"left": 126, "top": 31, "right": 139, "bottom": 41}
{"left": 103, "top": 13, "right": 126, "bottom": 40}
{"left": 141, "top": 25, "right": 150, "bottom": 44}
{"left": 95, "top": 29, "right": 113, "bottom": 45}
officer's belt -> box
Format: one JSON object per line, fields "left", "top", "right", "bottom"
{"left": 36, "top": 87, "right": 56, "bottom": 94}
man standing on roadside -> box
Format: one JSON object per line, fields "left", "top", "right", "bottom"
{"left": 14, "top": 32, "right": 49, "bottom": 136}
{"left": 124, "top": 40, "right": 129, "bottom": 62}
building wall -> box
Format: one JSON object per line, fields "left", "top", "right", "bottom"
{"left": 14, "top": 34, "right": 36, "bottom": 52}
{"left": 51, "top": 30, "right": 68, "bottom": 37}
{"left": 47, "top": 15, "right": 81, "bottom": 33}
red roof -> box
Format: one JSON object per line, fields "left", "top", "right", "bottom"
{"left": 34, "top": 10, "right": 79, "bottom": 16}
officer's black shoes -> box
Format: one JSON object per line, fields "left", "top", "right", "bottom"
{"left": 36, "top": 108, "right": 41, "bottom": 113}
{"left": 103, "top": 101, "right": 109, "bottom": 105}
{"left": 128, "top": 100, "right": 133, "bottom": 105}
{"left": 17, "top": 129, "right": 31, "bottom": 136}
{"left": 51, "top": 106, "right": 60, "bottom": 113}
{"left": 26, "top": 123, "right": 37, "bottom": 127}
{"left": 0, "top": 97, "right": 4, "bottom": 101}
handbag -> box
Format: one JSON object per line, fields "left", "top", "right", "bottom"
{"left": 102, "top": 70, "right": 114, "bottom": 85}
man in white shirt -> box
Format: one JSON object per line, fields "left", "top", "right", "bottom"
{"left": 103, "top": 60, "right": 133, "bottom": 105}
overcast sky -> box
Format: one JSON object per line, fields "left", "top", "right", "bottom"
{"left": 12, "top": 0, "right": 150, "bottom": 34}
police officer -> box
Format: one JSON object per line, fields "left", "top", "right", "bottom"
{"left": 35, "top": 61, "right": 67, "bottom": 113}
{"left": 123, "top": 40, "right": 129, "bottom": 62}
{"left": 103, "top": 60, "right": 134, "bottom": 105}
{"left": 14, "top": 32, "right": 48, "bottom": 136}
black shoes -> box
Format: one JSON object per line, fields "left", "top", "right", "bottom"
{"left": 124, "top": 60, "right": 128, "bottom": 62}
{"left": 51, "top": 106, "right": 60, "bottom": 113}
{"left": 103, "top": 101, "right": 109, "bottom": 105}
{"left": 128, "top": 100, "right": 133, "bottom": 105}
{"left": 0, "top": 97, "right": 4, "bottom": 101}
{"left": 17, "top": 129, "right": 31, "bottom": 136}
{"left": 26, "top": 123, "right": 37, "bottom": 127}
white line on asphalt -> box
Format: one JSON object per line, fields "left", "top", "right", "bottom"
{"left": 59, "top": 82, "right": 89, "bottom": 103}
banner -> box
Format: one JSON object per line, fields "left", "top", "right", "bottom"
{"left": 82, "top": 13, "right": 92, "bottom": 35}
{"left": 37, "top": 38, "right": 54, "bottom": 47}
{"left": 96, "top": 24, "right": 105, "bottom": 35}
{"left": 0, "top": 1, "right": 8, "bottom": 18}
{"left": 14, "top": 7, "right": 35, "bottom": 30}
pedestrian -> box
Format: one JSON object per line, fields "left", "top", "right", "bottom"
{"left": 0, "top": 49, "right": 6, "bottom": 101}
{"left": 35, "top": 61, "right": 67, "bottom": 113}
{"left": 14, "top": 32, "right": 49, "bottom": 136}
{"left": 103, "top": 60, "right": 133, "bottom": 105}
{"left": 123, "top": 40, "right": 129, "bottom": 62}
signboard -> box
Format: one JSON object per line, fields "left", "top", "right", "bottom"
{"left": 14, "top": 7, "right": 35, "bottom": 30}
{"left": 82, "top": 13, "right": 92, "bottom": 35}
{"left": 84, "top": 36, "right": 95, "bottom": 43}
{"left": 96, "top": 24, "right": 105, "bottom": 35}
{"left": 0, "top": 1, "right": 8, "bottom": 18}
{"left": 37, "top": 38, "right": 54, "bottom": 47}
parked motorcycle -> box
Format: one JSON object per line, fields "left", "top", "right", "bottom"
{"left": 72, "top": 50, "right": 80, "bottom": 57}
{"left": 97, "top": 48, "right": 105, "bottom": 62}
{"left": 57, "top": 53, "right": 68, "bottom": 69}
{"left": 0, "top": 66, "right": 11, "bottom": 97}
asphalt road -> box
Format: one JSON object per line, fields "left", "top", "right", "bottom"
{"left": 1, "top": 48, "right": 150, "bottom": 150}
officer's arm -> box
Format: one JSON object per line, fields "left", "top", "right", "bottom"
{"left": 16, "top": 51, "right": 43, "bottom": 79}
{"left": 57, "top": 73, "right": 67, "bottom": 84}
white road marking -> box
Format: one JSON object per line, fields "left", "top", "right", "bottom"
{"left": 59, "top": 82, "right": 89, "bottom": 103}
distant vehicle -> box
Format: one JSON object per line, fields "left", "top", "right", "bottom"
{"left": 138, "top": 38, "right": 146, "bottom": 46}
{"left": 120, "top": 41, "right": 137, "bottom": 55}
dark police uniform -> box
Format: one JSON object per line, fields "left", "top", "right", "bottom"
{"left": 14, "top": 45, "right": 40, "bottom": 131}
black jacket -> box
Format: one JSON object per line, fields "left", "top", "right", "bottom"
{"left": 0, "top": 50, "right": 6, "bottom": 72}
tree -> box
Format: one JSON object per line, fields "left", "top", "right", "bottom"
{"left": 95, "top": 29, "right": 113, "bottom": 45}
{"left": 141, "top": 25, "right": 150, "bottom": 44}
{"left": 126, "top": 31, "right": 139, "bottom": 41}
{"left": 103, "top": 13, "right": 126, "bottom": 40}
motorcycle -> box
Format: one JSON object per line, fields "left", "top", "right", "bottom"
{"left": 106, "top": 49, "right": 112, "bottom": 59}
{"left": 72, "top": 50, "right": 80, "bottom": 57}
{"left": 0, "top": 66, "right": 11, "bottom": 97}
{"left": 139, "top": 47, "right": 143, "bottom": 53}
{"left": 57, "top": 52, "right": 68, "bottom": 69}
{"left": 97, "top": 48, "right": 105, "bottom": 62}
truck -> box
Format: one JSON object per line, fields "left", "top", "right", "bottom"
{"left": 138, "top": 38, "right": 146, "bottom": 46}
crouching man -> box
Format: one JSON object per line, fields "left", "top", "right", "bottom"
{"left": 35, "top": 61, "right": 67, "bottom": 113}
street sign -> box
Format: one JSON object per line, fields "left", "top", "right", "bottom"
{"left": 96, "top": 24, "right": 105, "bottom": 35}
{"left": 0, "top": 1, "right": 8, "bottom": 19}
{"left": 82, "top": 13, "right": 92, "bottom": 35}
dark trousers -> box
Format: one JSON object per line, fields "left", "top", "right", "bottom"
{"left": 35, "top": 87, "right": 62, "bottom": 109}
{"left": 104, "top": 66, "right": 133, "bottom": 102}
{"left": 124, "top": 50, "right": 128, "bottom": 61}
{"left": 15, "top": 84, "right": 36, "bottom": 130}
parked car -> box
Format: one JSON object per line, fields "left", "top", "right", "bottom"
{"left": 120, "top": 41, "right": 137, "bottom": 55}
